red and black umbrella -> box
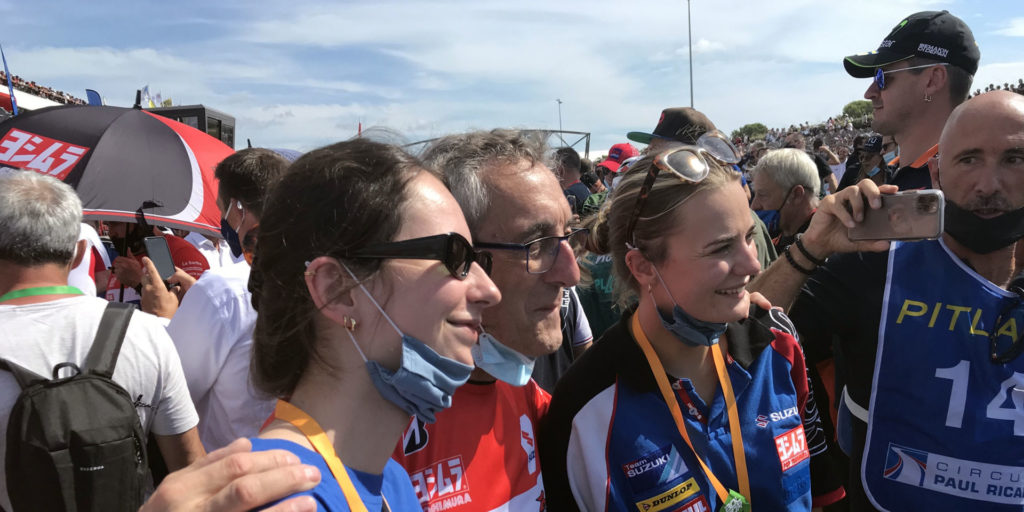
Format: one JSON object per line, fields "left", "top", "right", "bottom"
{"left": 0, "top": 105, "right": 232, "bottom": 237}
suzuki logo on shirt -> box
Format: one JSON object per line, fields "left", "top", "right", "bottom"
{"left": 520, "top": 414, "right": 538, "bottom": 475}
{"left": 409, "top": 456, "right": 470, "bottom": 507}
{"left": 775, "top": 425, "right": 810, "bottom": 471}
{"left": 755, "top": 406, "right": 798, "bottom": 428}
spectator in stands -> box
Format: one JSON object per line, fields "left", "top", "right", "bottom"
{"left": 750, "top": 148, "right": 821, "bottom": 252}
{"left": 843, "top": 10, "right": 978, "bottom": 190}
{"left": 248, "top": 138, "right": 499, "bottom": 509}
{"left": 783, "top": 131, "right": 839, "bottom": 195}
{"left": 838, "top": 135, "right": 887, "bottom": 191}
{"left": 144, "top": 148, "right": 290, "bottom": 452}
{"left": 0, "top": 171, "right": 204, "bottom": 511}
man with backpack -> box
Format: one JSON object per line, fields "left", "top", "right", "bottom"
{"left": 0, "top": 170, "right": 203, "bottom": 511}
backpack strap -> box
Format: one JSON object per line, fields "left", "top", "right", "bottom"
{"left": 83, "top": 302, "right": 134, "bottom": 378}
{"left": 0, "top": 358, "right": 47, "bottom": 390}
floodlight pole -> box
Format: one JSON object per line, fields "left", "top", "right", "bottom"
{"left": 687, "top": 0, "right": 694, "bottom": 107}
{"left": 556, "top": 98, "right": 566, "bottom": 145}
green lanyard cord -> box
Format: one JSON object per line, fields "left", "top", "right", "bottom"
{"left": 0, "top": 286, "right": 84, "bottom": 303}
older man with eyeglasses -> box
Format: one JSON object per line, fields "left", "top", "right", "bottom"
{"left": 843, "top": 10, "right": 979, "bottom": 190}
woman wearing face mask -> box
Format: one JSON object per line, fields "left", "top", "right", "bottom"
{"left": 538, "top": 132, "right": 845, "bottom": 511}
{"left": 247, "top": 139, "right": 501, "bottom": 511}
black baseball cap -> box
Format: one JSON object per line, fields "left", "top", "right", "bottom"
{"left": 843, "top": 10, "right": 979, "bottom": 78}
{"left": 863, "top": 135, "right": 883, "bottom": 154}
{"left": 627, "top": 107, "right": 717, "bottom": 145}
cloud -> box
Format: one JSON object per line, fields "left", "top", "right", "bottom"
{"left": 996, "top": 18, "right": 1024, "bottom": 37}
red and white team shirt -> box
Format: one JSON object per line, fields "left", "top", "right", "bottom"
{"left": 393, "top": 379, "right": 551, "bottom": 512}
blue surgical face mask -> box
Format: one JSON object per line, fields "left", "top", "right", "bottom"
{"left": 471, "top": 330, "right": 535, "bottom": 386}
{"left": 866, "top": 165, "right": 882, "bottom": 178}
{"left": 220, "top": 200, "right": 244, "bottom": 258}
{"left": 341, "top": 264, "right": 474, "bottom": 423}
{"left": 883, "top": 149, "right": 898, "bottom": 163}
{"left": 651, "top": 267, "right": 727, "bottom": 347}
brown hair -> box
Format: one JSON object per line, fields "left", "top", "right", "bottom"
{"left": 249, "top": 138, "right": 432, "bottom": 398}
{"left": 583, "top": 156, "right": 739, "bottom": 307}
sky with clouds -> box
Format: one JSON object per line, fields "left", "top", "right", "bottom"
{"left": 2, "top": 0, "right": 1023, "bottom": 158}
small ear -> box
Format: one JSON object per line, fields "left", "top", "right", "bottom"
{"left": 625, "top": 249, "right": 658, "bottom": 291}
{"left": 790, "top": 185, "right": 806, "bottom": 201}
{"left": 305, "top": 256, "right": 356, "bottom": 324}
{"left": 925, "top": 65, "right": 948, "bottom": 96}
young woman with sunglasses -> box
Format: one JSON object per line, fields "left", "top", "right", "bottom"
{"left": 247, "top": 139, "right": 500, "bottom": 511}
{"left": 538, "top": 134, "right": 844, "bottom": 511}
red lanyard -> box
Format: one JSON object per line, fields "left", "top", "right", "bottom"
{"left": 272, "top": 400, "right": 390, "bottom": 512}
{"left": 630, "top": 313, "right": 752, "bottom": 505}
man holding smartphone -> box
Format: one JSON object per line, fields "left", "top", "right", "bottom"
{"left": 106, "top": 220, "right": 208, "bottom": 306}
{"left": 751, "top": 91, "right": 1024, "bottom": 511}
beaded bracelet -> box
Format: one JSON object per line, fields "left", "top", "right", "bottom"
{"left": 784, "top": 245, "right": 816, "bottom": 275}
{"left": 793, "top": 233, "right": 827, "bottom": 267}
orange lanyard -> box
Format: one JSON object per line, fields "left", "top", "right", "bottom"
{"left": 631, "top": 313, "right": 751, "bottom": 505}
{"left": 272, "top": 400, "right": 390, "bottom": 512}
{"left": 889, "top": 143, "right": 938, "bottom": 168}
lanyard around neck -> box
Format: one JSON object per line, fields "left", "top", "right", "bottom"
{"left": 631, "top": 313, "right": 752, "bottom": 506}
{"left": 0, "top": 285, "right": 83, "bottom": 303}
{"left": 890, "top": 143, "right": 939, "bottom": 169}
{"left": 273, "top": 400, "right": 390, "bottom": 512}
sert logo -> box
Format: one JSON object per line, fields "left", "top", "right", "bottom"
{"left": 775, "top": 425, "right": 810, "bottom": 471}
{"left": 634, "top": 477, "right": 700, "bottom": 512}
{"left": 879, "top": 39, "right": 896, "bottom": 48}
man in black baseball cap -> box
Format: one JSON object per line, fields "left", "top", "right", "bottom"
{"left": 844, "top": 10, "right": 978, "bottom": 191}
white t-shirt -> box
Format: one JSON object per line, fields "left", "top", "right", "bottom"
{"left": 185, "top": 231, "right": 244, "bottom": 271}
{"left": 166, "top": 261, "right": 273, "bottom": 451}
{"left": 0, "top": 295, "right": 199, "bottom": 511}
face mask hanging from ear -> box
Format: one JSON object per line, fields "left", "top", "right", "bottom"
{"left": 220, "top": 200, "right": 245, "bottom": 258}
{"left": 651, "top": 266, "right": 727, "bottom": 347}
{"left": 471, "top": 328, "right": 536, "bottom": 386}
{"left": 340, "top": 264, "right": 474, "bottom": 423}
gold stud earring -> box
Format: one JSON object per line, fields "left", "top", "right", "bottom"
{"left": 344, "top": 316, "right": 357, "bottom": 331}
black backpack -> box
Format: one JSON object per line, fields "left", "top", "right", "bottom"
{"left": 1, "top": 302, "right": 149, "bottom": 512}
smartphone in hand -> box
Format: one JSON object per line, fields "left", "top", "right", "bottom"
{"left": 848, "top": 190, "right": 944, "bottom": 241}
{"left": 143, "top": 236, "right": 176, "bottom": 284}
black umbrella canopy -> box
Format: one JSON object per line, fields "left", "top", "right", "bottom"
{"left": 0, "top": 105, "right": 232, "bottom": 236}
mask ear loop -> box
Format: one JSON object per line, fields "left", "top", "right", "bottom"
{"left": 339, "top": 262, "right": 404, "bottom": 338}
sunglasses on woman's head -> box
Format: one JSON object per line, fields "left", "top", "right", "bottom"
{"left": 345, "top": 232, "right": 492, "bottom": 279}
{"left": 623, "top": 130, "right": 741, "bottom": 248}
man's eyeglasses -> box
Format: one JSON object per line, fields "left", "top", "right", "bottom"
{"left": 476, "top": 228, "right": 589, "bottom": 274}
{"left": 874, "top": 63, "right": 949, "bottom": 90}
{"left": 624, "top": 130, "right": 741, "bottom": 248}
{"left": 345, "top": 232, "right": 492, "bottom": 279}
